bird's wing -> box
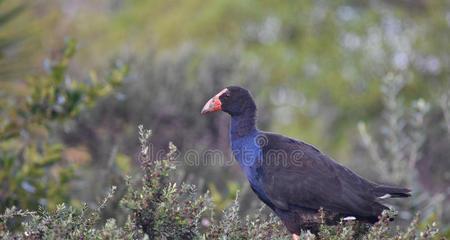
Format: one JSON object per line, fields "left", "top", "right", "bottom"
{"left": 258, "top": 132, "right": 386, "bottom": 217}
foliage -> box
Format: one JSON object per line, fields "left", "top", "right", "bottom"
{"left": 73, "top": 0, "right": 450, "bottom": 151}
{"left": 0, "top": 0, "right": 24, "bottom": 79}
{"left": 358, "top": 72, "right": 449, "bottom": 228}
{"left": 205, "top": 197, "right": 287, "bottom": 239}
{"left": 1, "top": 0, "right": 449, "bottom": 238}
{"left": 0, "top": 39, "right": 128, "bottom": 212}
{"left": 0, "top": 126, "right": 445, "bottom": 239}
{"left": 120, "top": 125, "right": 210, "bottom": 239}
{"left": 0, "top": 0, "right": 58, "bottom": 81}
{"left": 358, "top": 73, "right": 430, "bottom": 185}
{"left": 56, "top": 1, "right": 450, "bottom": 221}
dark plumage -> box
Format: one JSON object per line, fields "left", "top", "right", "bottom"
{"left": 201, "top": 86, "right": 411, "bottom": 236}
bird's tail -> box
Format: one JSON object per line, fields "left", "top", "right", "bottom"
{"left": 373, "top": 185, "right": 411, "bottom": 199}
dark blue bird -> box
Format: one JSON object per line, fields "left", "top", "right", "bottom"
{"left": 201, "top": 86, "right": 411, "bottom": 239}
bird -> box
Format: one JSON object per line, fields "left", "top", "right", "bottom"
{"left": 201, "top": 86, "right": 411, "bottom": 239}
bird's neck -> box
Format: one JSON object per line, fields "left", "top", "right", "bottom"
{"left": 230, "top": 111, "right": 257, "bottom": 139}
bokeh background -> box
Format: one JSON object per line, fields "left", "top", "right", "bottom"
{"left": 1, "top": 0, "right": 449, "bottom": 234}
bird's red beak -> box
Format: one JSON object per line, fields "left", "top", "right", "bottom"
{"left": 201, "top": 88, "right": 228, "bottom": 114}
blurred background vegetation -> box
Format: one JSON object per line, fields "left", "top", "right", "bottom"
{"left": 0, "top": 0, "right": 449, "bottom": 237}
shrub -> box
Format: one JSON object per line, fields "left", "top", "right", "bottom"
{"left": 0, "top": 125, "right": 444, "bottom": 240}
{"left": 0, "top": 39, "right": 128, "bottom": 212}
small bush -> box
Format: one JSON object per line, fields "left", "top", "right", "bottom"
{"left": 0, "top": 39, "right": 127, "bottom": 212}
{"left": 0, "top": 126, "right": 444, "bottom": 239}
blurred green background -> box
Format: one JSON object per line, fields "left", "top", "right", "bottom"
{"left": 1, "top": 0, "right": 449, "bottom": 233}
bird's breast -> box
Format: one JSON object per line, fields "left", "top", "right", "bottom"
{"left": 230, "top": 133, "right": 275, "bottom": 209}
{"left": 230, "top": 133, "right": 264, "bottom": 186}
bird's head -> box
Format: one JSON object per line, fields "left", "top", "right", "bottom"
{"left": 201, "top": 86, "right": 256, "bottom": 116}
